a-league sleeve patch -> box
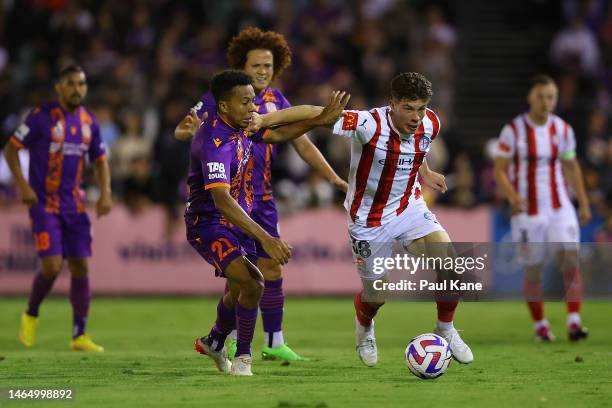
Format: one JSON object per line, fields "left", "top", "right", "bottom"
{"left": 342, "top": 112, "right": 359, "bottom": 131}
{"left": 498, "top": 142, "right": 511, "bottom": 152}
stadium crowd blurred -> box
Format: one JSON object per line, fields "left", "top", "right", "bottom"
{"left": 0, "top": 0, "right": 610, "bottom": 239}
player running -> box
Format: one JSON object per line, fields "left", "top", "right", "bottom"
{"left": 4, "top": 64, "right": 112, "bottom": 352}
{"left": 494, "top": 74, "right": 590, "bottom": 342}
{"left": 331, "top": 72, "right": 474, "bottom": 367}
{"left": 187, "top": 69, "right": 349, "bottom": 375}
{"left": 177, "top": 27, "right": 347, "bottom": 362}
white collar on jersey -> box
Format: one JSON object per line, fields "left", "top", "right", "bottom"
{"left": 523, "top": 113, "right": 552, "bottom": 128}
{"left": 386, "top": 107, "right": 416, "bottom": 139}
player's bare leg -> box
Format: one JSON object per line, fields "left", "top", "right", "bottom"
{"left": 556, "top": 249, "right": 587, "bottom": 341}
{"left": 407, "top": 230, "right": 474, "bottom": 363}
{"left": 258, "top": 257, "right": 304, "bottom": 361}
{"left": 354, "top": 276, "right": 387, "bottom": 367}
{"left": 20, "top": 255, "right": 63, "bottom": 348}
{"left": 523, "top": 264, "right": 555, "bottom": 341}
{"left": 67, "top": 257, "right": 103, "bottom": 352}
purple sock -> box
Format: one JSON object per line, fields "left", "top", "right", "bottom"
{"left": 207, "top": 297, "right": 235, "bottom": 351}
{"left": 260, "top": 278, "right": 284, "bottom": 347}
{"left": 235, "top": 302, "right": 258, "bottom": 357}
{"left": 70, "top": 277, "right": 90, "bottom": 339}
{"left": 26, "top": 272, "right": 57, "bottom": 317}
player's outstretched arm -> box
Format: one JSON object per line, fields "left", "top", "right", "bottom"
{"left": 3, "top": 141, "right": 37, "bottom": 206}
{"left": 174, "top": 109, "right": 204, "bottom": 141}
{"left": 262, "top": 91, "right": 350, "bottom": 144}
{"left": 93, "top": 158, "right": 113, "bottom": 218}
{"left": 494, "top": 156, "right": 526, "bottom": 213}
{"left": 210, "top": 187, "right": 292, "bottom": 265}
{"left": 561, "top": 158, "right": 591, "bottom": 224}
{"left": 252, "top": 105, "right": 324, "bottom": 131}
{"left": 290, "top": 135, "right": 348, "bottom": 192}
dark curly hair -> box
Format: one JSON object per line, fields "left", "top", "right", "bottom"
{"left": 390, "top": 72, "right": 433, "bottom": 101}
{"left": 227, "top": 27, "right": 292, "bottom": 79}
{"left": 210, "top": 69, "right": 253, "bottom": 103}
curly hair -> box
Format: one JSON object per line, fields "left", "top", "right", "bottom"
{"left": 227, "top": 27, "right": 292, "bottom": 79}
{"left": 390, "top": 72, "right": 433, "bottom": 101}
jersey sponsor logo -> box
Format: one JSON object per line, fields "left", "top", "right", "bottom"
{"left": 14, "top": 124, "right": 30, "bottom": 141}
{"left": 378, "top": 157, "right": 415, "bottom": 166}
{"left": 342, "top": 112, "right": 358, "bottom": 130}
{"left": 418, "top": 136, "right": 431, "bottom": 151}
{"left": 206, "top": 162, "right": 225, "bottom": 175}
{"left": 51, "top": 142, "right": 89, "bottom": 156}
{"left": 213, "top": 137, "right": 222, "bottom": 147}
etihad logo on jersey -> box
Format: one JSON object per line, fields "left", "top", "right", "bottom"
{"left": 342, "top": 112, "right": 358, "bottom": 131}
{"left": 378, "top": 157, "right": 415, "bottom": 167}
{"left": 213, "top": 138, "right": 222, "bottom": 147}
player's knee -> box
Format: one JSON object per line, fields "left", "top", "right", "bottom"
{"left": 242, "top": 277, "right": 264, "bottom": 300}
{"left": 68, "top": 258, "right": 89, "bottom": 278}
{"left": 260, "top": 261, "right": 282, "bottom": 281}
{"left": 41, "top": 257, "right": 63, "bottom": 278}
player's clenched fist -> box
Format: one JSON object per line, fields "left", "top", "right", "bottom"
{"left": 261, "top": 236, "right": 292, "bottom": 265}
{"left": 316, "top": 91, "right": 351, "bottom": 126}
{"left": 19, "top": 184, "right": 38, "bottom": 207}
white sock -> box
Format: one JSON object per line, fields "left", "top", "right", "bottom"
{"left": 356, "top": 319, "right": 374, "bottom": 341}
{"left": 567, "top": 312, "right": 581, "bottom": 327}
{"left": 265, "top": 331, "right": 284, "bottom": 348}
{"left": 229, "top": 329, "right": 237, "bottom": 341}
{"left": 534, "top": 319, "right": 549, "bottom": 330}
{"left": 436, "top": 320, "right": 454, "bottom": 332}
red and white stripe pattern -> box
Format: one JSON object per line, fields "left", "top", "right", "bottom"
{"left": 333, "top": 107, "right": 440, "bottom": 227}
{"left": 495, "top": 113, "right": 576, "bottom": 215}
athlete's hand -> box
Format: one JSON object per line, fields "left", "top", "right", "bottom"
{"left": 176, "top": 109, "right": 203, "bottom": 140}
{"left": 261, "top": 235, "right": 292, "bottom": 265}
{"left": 96, "top": 193, "right": 113, "bottom": 218}
{"left": 246, "top": 112, "right": 263, "bottom": 133}
{"left": 578, "top": 204, "right": 592, "bottom": 225}
{"left": 420, "top": 168, "right": 448, "bottom": 193}
{"left": 509, "top": 193, "right": 527, "bottom": 213}
{"left": 18, "top": 184, "right": 38, "bottom": 207}
{"left": 316, "top": 91, "right": 351, "bottom": 126}
{"left": 332, "top": 176, "right": 349, "bottom": 193}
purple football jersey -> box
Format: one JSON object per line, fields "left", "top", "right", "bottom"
{"left": 10, "top": 101, "right": 106, "bottom": 214}
{"left": 185, "top": 110, "right": 266, "bottom": 224}
{"left": 191, "top": 87, "right": 291, "bottom": 201}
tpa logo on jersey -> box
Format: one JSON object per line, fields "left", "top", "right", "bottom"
{"left": 418, "top": 136, "right": 431, "bottom": 151}
{"left": 14, "top": 124, "right": 30, "bottom": 141}
{"left": 207, "top": 162, "right": 226, "bottom": 180}
{"left": 342, "top": 112, "right": 358, "bottom": 131}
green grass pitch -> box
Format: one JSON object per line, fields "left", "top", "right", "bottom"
{"left": 1, "top": 297, "right": 611, "bottom": 407}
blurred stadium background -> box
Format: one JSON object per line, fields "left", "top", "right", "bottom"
{"left": 1, "top": 0, "right": 612, "bottom": 296}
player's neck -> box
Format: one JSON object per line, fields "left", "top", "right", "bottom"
{"left": 217, "top": 111, "right": 240, "bottom": 130}
{"left": 58, "top": 99, "right": 79, "bottom": 115}
{"left": 527, "top": 111, "right": 549, "bottom": 126}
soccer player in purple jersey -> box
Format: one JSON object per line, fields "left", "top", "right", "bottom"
{"left": 187, "top": 69, "right": 348, "bottom": 375}
{"left": 176, "top": 27, "right": 347, "bottom": 362}
{"left": 4, "top": 65, "right": 112, "bottom": 352}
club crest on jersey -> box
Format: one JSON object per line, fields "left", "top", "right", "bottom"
{"left": 418, "top": 136, "right": 431, "bottom": 151}
{"left": 51, "top": 121, "right": 65, "bottom": 143}
{"left": 265, "top": 102, "right": 277, "bottom": 113}
{"left": 81, "top": 124, "right": 92, "bottom": 144}
{"left": 342, "top": 112, "right": 358, "bottom": 130}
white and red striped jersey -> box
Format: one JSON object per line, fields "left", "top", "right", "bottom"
{"left": 332, "top": 106, "right": 441, "bottom": 227}
{"left": 495, "top": 113, "right": 577, "bottom": 215}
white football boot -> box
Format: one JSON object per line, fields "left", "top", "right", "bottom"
{"left": 355, "top": 317, "right": 378, "bottom": 367}
{"left": 230, "top": 355, "right": 253, "bottom": 376}
{"left": 194, "top": 336, "right": 232, "bottom": 373}
{"left": 434, "top": 327, "right": 473, "bottom": 364}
